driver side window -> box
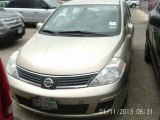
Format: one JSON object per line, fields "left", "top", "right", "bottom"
{"left": 6, "top": 0, "right": 21, "bottom": 8}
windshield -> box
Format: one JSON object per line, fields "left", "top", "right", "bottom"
{"left": 41, "top": 5, "right": 121, "bottom": 36}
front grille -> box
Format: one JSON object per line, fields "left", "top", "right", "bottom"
{"left": 17, "top": 66, "right": 97, "bottom": 88}
{"left": 2, "top": 17, "right": 23, "bottom": 29}
{"left": 16, "top": 95, "right": 89, "bottom": 114}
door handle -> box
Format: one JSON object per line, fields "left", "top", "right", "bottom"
{"left": 34, "top": 12, "right": 39, "bottom": 14}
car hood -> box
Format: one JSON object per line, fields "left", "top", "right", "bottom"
{"left": 17, "top": 33, "right": 123, "bottom": 75}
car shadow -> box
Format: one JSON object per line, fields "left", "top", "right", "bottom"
{"left": 0, "top": 41, "right": 18, "bottom": 49}
{"left": 25, "top": 23, "right": 36, "bottom": 28}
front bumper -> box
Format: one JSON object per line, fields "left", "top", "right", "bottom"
{"left": 7, "top": 72, "right": 128, "bottom": 118}
{"left": 0, "top": 25, "right": 25, "bottom": 43}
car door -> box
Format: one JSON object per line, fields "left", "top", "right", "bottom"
{"left": 153, "top": 4, "right": 160, "bottom": 56}
{"left": 33, "top": 0, "right": 59, "bottom": 22}
{"left": 5, "top": 0, "right": 35, "bottom": 23}
{"left": 18, "top": 0, "right": 37, "bottom": 23}
{"left": 33, "top": 0, "right": 52, "bottom": 22}
{"left": 4, "top": 0, "right": 23, "bottom": 19}
{"left": 20, "top": 0, "right": 53, "bottom": 23}
{"left": 123, "top": 2, "right": 133, "bottom": 66}
{"left": 152, "top": 23, "right": 160, "bottom": 83}
{"left": 149, "top": 3, "right": 160, "bottom": 83}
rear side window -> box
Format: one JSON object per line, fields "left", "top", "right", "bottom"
{"left": 6, "top": 0, "right": 33, "bottom": 8}
{"left": 34, "top": 0, "right": 50, "bottom": 9}
{"left": 21, "top": 0, "right": 33, "bottom": 8}
{"left": 6, "top": 0, "right": 21, "bottom": 8}
{"left": 6, "top": 0, "right": 59, "bottom": 9}
{"left": 43, "top": 0, "right": 59, "bottom": 8}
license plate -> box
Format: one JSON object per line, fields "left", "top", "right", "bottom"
{"left": 17, "top": 28, "right": 23, "bottom": 34}
{"left": 32, "top": 97, "right": 58, "bottom": 110}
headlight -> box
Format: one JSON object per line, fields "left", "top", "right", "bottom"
{"left": 89, "top": 58, "right": 126, "bottom": 87}
{"left": 7, "top": 51, "right": 19, "bottom": 78}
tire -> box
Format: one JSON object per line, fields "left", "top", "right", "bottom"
{"left": 144, "top": 40, "right": 151, "bottom": 63}
{"left": 131, "top": 4, "right": 136, "bottom": 8}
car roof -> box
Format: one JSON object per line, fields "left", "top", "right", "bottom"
{"left": 63, "top": 0, "right": 122, "bottom": 5}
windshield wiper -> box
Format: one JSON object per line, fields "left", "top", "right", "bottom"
{"left": 41, "top": 30, "right": 112, "bottom": 36}
{"left": 57, "top": 31, "right": 108, "bottom": 36}
{"left": 41, "top": 29, "right": 57, "bottom": 35}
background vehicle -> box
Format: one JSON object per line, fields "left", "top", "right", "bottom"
{"left": 7, "top": 0, "right": 134, "bottom": 117}
{"left": 145, "top": 0, "right": 160, "bottom": 86}
{"left": 126, "top": 0, "right": 140, "bottom": 8}
{"left": 56, "top": 0, "right": 71, "bottom": 4}
{"left": 0, "top": 1, "right": 9, "bottom": 7}
{"left": 148, "top": 0, "right": 158, "bottom": 11}
{"left": 0, "top": 11, "right": 25, "bottom": 44}
{"left": 4, "top": 0, "right": 60, "bottom": 23}
{"left": 0, "top": 58, "right": 13, "bottom": 120}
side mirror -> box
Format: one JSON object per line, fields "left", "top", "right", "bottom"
{"left": 36, "top": 22, "right": 43, "bottom": 30}
{"left": 127, "top": 23, "right": 134, "bottom": 35}
{"left": 149, "top": 11, "right": 160, "bottom": 27}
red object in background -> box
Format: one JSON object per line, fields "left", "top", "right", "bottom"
{"left": 0, "top": 59, "right": 13, "bottom": 120}
{"left": 148, "top": 0, "right": 158, "bottom": 11}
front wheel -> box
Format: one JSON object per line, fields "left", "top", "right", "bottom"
{"left": 144, "top": 41, "right": 151, "bottom": 63}
{"left": 131, "top": 4, "right": 136, "bottom": 8}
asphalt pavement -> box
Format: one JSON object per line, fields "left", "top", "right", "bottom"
{"left": 0, "top": 9, "right": 159, "bottom": 120}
